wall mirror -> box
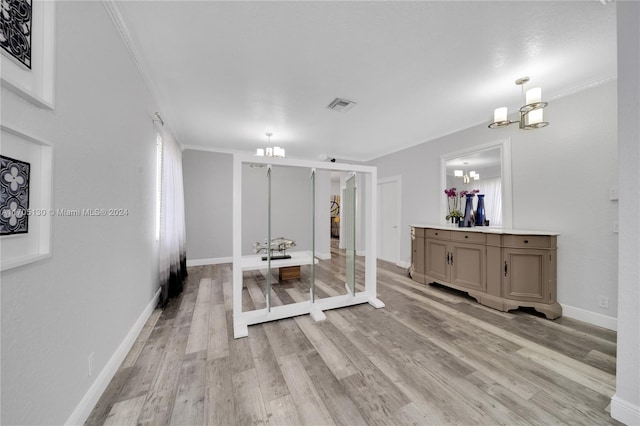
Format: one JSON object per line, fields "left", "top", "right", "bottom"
{"left": 440, "top": 139, "right": 513, "bottom": 228}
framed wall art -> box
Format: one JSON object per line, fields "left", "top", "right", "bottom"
{"left": 0, "top": 0, "right": 55, "bottom": 109}
{"left": 1, "top": 124, "right": 52, "bottom": 271}
{"left": 0, "top": 154, "right": 31, "bottom": 235}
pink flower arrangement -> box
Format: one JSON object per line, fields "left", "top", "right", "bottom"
{"left": 444, "top": 187, "right": 462, "bottom": 220}
{"left": 445, "top": 188, "right": 480, "bottom": 220}
{"left": 459, "top": 189, "right": 480, "bottom": 198}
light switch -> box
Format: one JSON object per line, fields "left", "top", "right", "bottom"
{"left": 609, "top": 187, "right": 619, "bottom": 200}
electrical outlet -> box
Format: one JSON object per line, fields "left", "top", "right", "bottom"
{"left": 88, "top": 352, "right": 95, "bottom": 377}
{"left": 609, "top": 187, "right": 619, "bottom": 200}
{"left": 598, "top": 296, "right": 609, "bottom": 309}
{"left": 613, "top": 221, "right": 619, "bottom": 233}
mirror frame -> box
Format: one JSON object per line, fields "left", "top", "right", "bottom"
{"left": 440, "top": 138, "right": 513, "bottom": 228}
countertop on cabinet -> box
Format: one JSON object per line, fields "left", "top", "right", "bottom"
{"left": 410, "top": 224, "right": 559, "bottom": 236}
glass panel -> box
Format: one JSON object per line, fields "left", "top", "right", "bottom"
{"left": 269, "top": 164, "right": 313, "bottom": 306}
{"left": 241, "top": 162, "right": 270, "bottom": 312}
{"left": 311, "top": 168, "right": 316, "bottom": 303}
{"left": 267, "top": 165, "right": 272, "bottom": 311}
{"left": 345, "top": 174, "right": 356, "bottom": 295}
{"left": 241, "top": 163, "right": 313, "bottom": 310}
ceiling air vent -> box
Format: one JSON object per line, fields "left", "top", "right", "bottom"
{"left": 327, "top": 97, "right": 357, "bottom": 113}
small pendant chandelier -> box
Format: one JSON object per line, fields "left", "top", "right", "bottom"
{"left": 256, "top": 133, "right": 285, "bottom": 158}
{"left": 488, "top": 76, "right": 549, "bottom": 130}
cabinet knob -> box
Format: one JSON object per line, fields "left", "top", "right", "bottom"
{"left": 524, "top": 240, "right": 529, "bottom": 244}
{"left": 435, "top": 232, "right": 438, "bottom": 235}
{"left": 464, "top": 235, "right": 468, "bottom": 239}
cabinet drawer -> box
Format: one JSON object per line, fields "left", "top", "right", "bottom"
{"left": 426, "top": 229, "right": 450, "bottom": 240}
{"left": 486, "top": 234, "right": 502, "bottom": 246}
{"left": 451, "top": 231, "right": 486, "bottom": 244}
{"left": 503, "top": 235, "right": 554, "bottom": 249}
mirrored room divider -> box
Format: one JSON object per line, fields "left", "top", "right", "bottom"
{"left": 232, "top": 154, "right": 384, "bottom": 338}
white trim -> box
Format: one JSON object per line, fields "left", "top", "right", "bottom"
{"left": 397, "top": 260, "right": 411, "bottom": 269}
{"left": 561, "top": 303, "right": 617, "bottom": 331}
{"left": 1, "top": 0, "right": 55, "bottom": 109}
{"left": 182, "top": 144, "right": 245, "bottom": 155}
{"left": 611, "top": 394, "right": 640, "bottom": 426}
{"left": 186, "top": 256, "right": 232, "bottom": 267}
{"left": 102, "top": 0, "right": 182, "bottom": 146}
{"left": 315, "top": 251, "right": 331, "bottom": 260}
{"left": 440, "top": 138, "right": 513, "bottom": 228}
{"left": 377, "top": 175, "right": 402, "bottom": 265}
{"left": 65, "top": 288, "right": 161, "bottom": 426}
{"left": 233, "top": 154, "right": 382, "bottom": 338}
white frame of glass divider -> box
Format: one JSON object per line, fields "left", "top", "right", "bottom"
{"left": 232, "top": 153, "right": 384, "bottom": 338}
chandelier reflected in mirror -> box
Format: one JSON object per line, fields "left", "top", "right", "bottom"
{"left": 455, "top": 162, "right": 479, "bottom": 184}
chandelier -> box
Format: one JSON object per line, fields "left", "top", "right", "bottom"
{"left": 488, "top": 77, "right": 549, "bottom": 130}
{"left": 256, "top": 133, "right": 285, "bottom": 158}
{"left": 455, "top": 162, "right": 479, "bottom": 184}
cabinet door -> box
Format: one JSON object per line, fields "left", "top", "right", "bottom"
{"left": 503, "top": 249, "right": 549, "bottom": 302}
{"left": 411, "top": 234, "right": 426, "bottom": 283}
{"left": 425, "top": 239, "right": 449, "bottom": 283}
{"left": 450, "top": 243, "right": 486, "bottom": 291}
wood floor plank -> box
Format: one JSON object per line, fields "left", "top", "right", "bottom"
{"left": 232, "top": 368, "right": 268, "bottom": 426}
{"left": 169, "top": 351, "right": 206, "bottom": 426}
{"left": 103, "top": 395, "right": 146, "bottom": 426}
{"left": 278, "top": 353, "right": 336, "bottom": 426}
{"left": 207, "top": 303, "right": 229, "bottom": 360}
{"left": 516, "top": 347, "right": 616, "bottom": 397}
{"left": 338, "top": 368, "right": 414, "bottom": 426}
{"left": 185, "top": 278, "right": 212, "bottom": 354}
{"left": 121, "top": 309, "right": 162, "bottom": 369}
{"left": 247, "top": 324, "right": 291, "bottom": 403}
{"left": 294, "top": 315, "right": 358, "bottom": 380}
{"left": 264, "top": 395, "right": 303, "bottom": 426}
{"left": 204, "top": 357, "right": 234, "bottom": 426}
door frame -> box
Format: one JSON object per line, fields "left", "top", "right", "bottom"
{"left": 377, "top": 175, "right": 402, "bottom": 265}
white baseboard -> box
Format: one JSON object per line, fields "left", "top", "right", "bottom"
{"left": 611, "top": 394, "right": 640, "bottom": 425}
{"left": 316, "top": 252, "right": 331, "bottom": 260}
{"left": 187, "top": 256, "right": 232, "bottom": 267}
{"left": 396, "top": 260, "right": 411, "bottom": 269}
{"left": 65, "top": 288, "right": 161, "bottom": 425}
{"left": 561, "top": 303, "right": 617, "bottom": 331}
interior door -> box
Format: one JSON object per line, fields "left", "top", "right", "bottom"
{"left": 377, "top": 179, "right": 400, "bottom": 264}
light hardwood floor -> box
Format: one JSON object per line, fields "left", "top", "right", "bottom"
{"left": 86, "top": 243, "right": 620, "bottom": 425}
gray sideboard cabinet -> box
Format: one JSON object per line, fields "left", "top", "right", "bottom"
{"left": 410, "top": 225, "right": 562, "bottom": 319}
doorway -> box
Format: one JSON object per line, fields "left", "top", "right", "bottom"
{"left": 377, "top": 176, "right": 401, "bottom": 264}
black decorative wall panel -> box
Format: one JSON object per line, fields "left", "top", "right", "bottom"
{"left": 0, "top": 155, "right": 30, "bottom": 235}
{"left": 0, "top": 0, "right": 32, "bottom": 69}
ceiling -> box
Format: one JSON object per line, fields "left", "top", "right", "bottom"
{"left": 111, "top": 1, "right": 617, "bottom": 162}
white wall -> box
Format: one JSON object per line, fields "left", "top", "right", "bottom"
{"left": 612, "top": 2, "right": 640, "bottom": 424}
{"left": 183, "top": 150, "right": 233, "bottom": 261}
{"left": 369, "top": 81, "right": 619, "bottom": 324}
{"left": 1, "top": 3, "right": 161, "bottom": 424}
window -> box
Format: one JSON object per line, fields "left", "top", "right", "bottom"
{"left": 155, "top": 132, "right": 163, "bottom": 241}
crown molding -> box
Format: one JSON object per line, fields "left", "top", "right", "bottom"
{"left": 102, "top": 0, "right": 183, "bottom": 145}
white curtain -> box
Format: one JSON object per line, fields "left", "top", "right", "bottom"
{"left": 474, "top": 177, "right": 502, "bottom": 227}
{"left": 158, "top": 132, "right": 187, "bottom": 306}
